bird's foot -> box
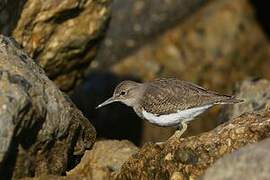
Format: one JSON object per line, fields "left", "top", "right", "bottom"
{"left": 155, "top": 141, "right": 165, "bottom": 146}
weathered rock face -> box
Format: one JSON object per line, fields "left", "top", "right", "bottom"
{"left": 115, "top": 109, "right": 270, "bottom": 179}
{"left": 111, "top": 0, "right": 270, "bottom": 144}
{"left": 202, "top": 138, "right": 270, "bottom": 180}
{"left": 0, "top": 0, "right": 111, "bottom": 92}
{"left": 0, "top": 35, "right": 95, "bottom": 179}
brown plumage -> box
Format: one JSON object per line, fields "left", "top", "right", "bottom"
{"left": 137, "top": 78, "right": 242, "bottom": 115}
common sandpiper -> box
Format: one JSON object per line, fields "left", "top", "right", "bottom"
{"left": 97, "top": 78, "right": 243, "bottom": 138}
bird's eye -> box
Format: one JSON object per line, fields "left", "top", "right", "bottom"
{"left": 120, "top": 91, "right": 126, "bottom": 96}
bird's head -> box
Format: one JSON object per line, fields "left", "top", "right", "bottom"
{"left": 96, "top": 80, "right": 143, "bottom": 109}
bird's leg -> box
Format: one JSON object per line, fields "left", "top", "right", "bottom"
{"left": 174, "top": 121, "right": 188, "bottom": 138}
{"left": 156, "top": 121, "right": 188, "bottom": 145}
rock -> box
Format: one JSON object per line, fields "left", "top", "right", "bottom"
{"left": 67, "top": 140, "right": 138, "bottom": 179}
{"left": 114, "top": 108, "right": 270, "bottom": 179}
{"left": 92, "top": 0, "right": 208, "bottom": 68}
{"left": 0, "top": 35, "right": 95, "bottom": 179}
{"left": 201, "top": 138, "right": 270, "bottom": 180}
{"left": 111, "top": 0, "right": 270, "bottom": 143}
{"left": 23, "top": 140, "right": 138, "bottom": 179}
{"left": 221, "top": 79, "right": 270, "bottom": 121}
{"left": 0, "top": 0, "right": 111, "bottom": 92}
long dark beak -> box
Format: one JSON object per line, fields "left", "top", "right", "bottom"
{"left": 96, "top": 97, "right": 116, "bottom": 109}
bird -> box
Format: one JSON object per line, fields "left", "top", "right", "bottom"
{"left": 96, "top": 78, "right": 243, "bottom": 138}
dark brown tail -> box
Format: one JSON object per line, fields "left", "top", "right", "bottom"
{"left": 216, "top": 96, "right": 244, "bottom": 104}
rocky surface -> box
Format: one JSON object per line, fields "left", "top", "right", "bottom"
{"left": 114, "top": 109, "right": 270, "bottom": 179}
{"left": 0, "top": 35, "right": 95, "bottom": 179}
{"left": 221, "top": 79, "right": 270, "bottom": 121}
{"left": 92, "top": 0, "right": 208, "bottom": 68}
{"left": 0, "top": 0, "right": 111, "bottom": 92}
{"left": 21, "top": 140, "right": 139, "bottom": 180}
{"left": 111, "top": 0, "right": 270, "bottom": 144}
{"left": 202, "top": 138, "right": 270, "bottom": 180}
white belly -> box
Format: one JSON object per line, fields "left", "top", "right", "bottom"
{"left": 141, "top": 105, "right": 212, "bottom": 127}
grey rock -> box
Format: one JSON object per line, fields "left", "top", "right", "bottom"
{"left": 220, "top": 79, "right": 270, "bottom": 123}
{"left": 0, "top": 35, "right": 96, "bottom": 179}
{"left": 202, "top": 138, "right": 270, "bottom": 180}
{"left": 93, "top": 0, "right": 208, "bottom": 68}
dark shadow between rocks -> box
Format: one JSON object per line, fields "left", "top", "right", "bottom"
{"left": 0, "top": 0, "right": 27, "bottom": 35}
{"left": 0, "top": 139, "right": 18, "bottom": 180}
{"left": 71, "top": 72, "right": 143, "bottom": 146}
{"left": 250, "top": 0, "right": 270, "bottom": 38}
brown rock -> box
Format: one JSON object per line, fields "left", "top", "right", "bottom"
{"left": 202, "top": 138, "right": 270, "bottom": 180}
{"left": 111, "top": 0, "right": 270, "bottom": 144}
{"left": 0, "top": 35, "right": 95, "bottom": 179}
{"left": 67, "top": 140, "right": 138, "bottom": 179}
{"left": 1, "top": 0, "right": 111, "bottom": 92}
{"left": 114, "top": 109, "right": 270, "bottom": 179}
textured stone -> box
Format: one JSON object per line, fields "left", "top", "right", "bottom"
{"left": 202, "top": 138, "right": 270, "bottom": 180}
{"left": 67, "top": 140, "right": 138, "bottom": 179}
{"left": 22, "top": 140, "right": 138, "bottom": 180}
{"left": 0, "top": 35, "right": 95, "bottom": 179}
{"left": 0, "top": 0, "right": 111, "bottom": 92}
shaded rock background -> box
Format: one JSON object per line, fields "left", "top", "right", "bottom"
{"left": 0, "top": 0, "right": 111, "bottom": 92}
{"left": 0, "top": 35, "right": 95, "bottom": 179}
{"left": 202, "top": 138, "right": 270, "bottom": 180}
{"left": 220, "top": 78, "right": 270, "bottom": 123}
{"left": 91, "top": 0, "right": 208, "bottom": 68}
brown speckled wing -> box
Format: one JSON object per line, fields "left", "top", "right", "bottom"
{"left": 139, "top": 78, "right": 233, "bottom": 115}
